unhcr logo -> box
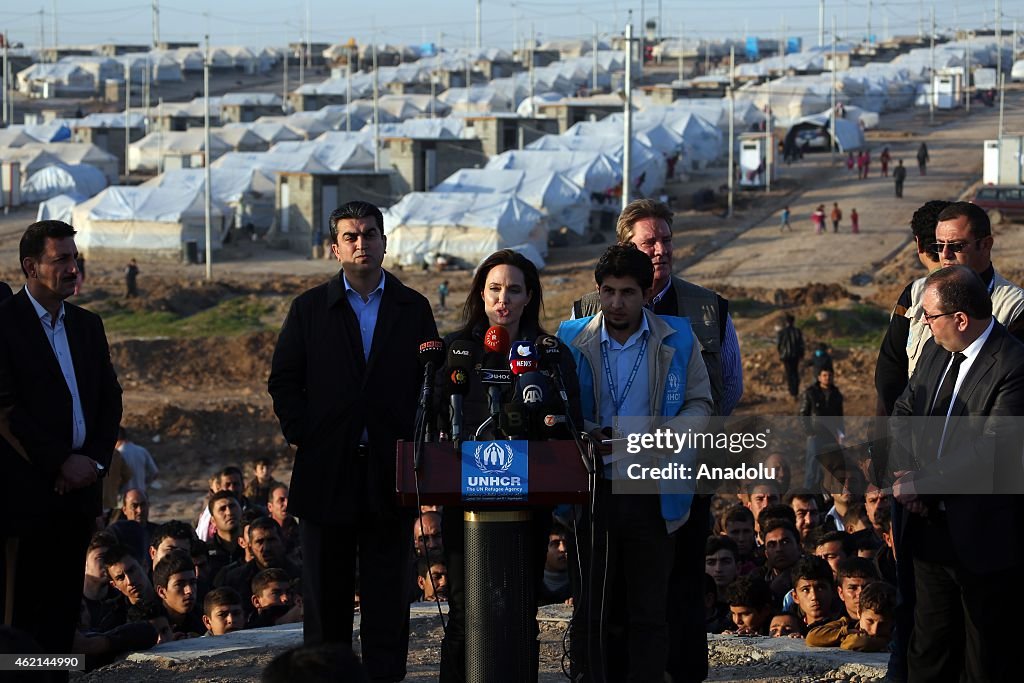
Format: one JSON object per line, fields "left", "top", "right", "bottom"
{"left": 474, "top": 442, "right": 515, "bottom": 474}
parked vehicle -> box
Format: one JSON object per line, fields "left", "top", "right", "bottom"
{"left": 971, "top": 185, "right": 1024, "bottom": 224}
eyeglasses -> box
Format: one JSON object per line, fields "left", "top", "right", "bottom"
{"left": 925, "top": 239, "right": 982, "bottom": 255}
{"left": 922, "top": 311, "right": 956, "bottom": 324}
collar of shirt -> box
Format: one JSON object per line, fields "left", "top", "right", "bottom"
{"left": 342, "top": 270, "right": 386, "bottom": 303}
{"left": 600, "top": 311, "right": 650, "bottom": 351}
{"left": 649, "top": 279, "right": 673, "bottom": 308}
{"left": 934, "top": 317, "right": 995, "bottom": 422}
{"left": 24, "top": 286, "right": 65, "bottom": 328}
{"left": 825, "top": 505, "right": 846, "bottom": 531}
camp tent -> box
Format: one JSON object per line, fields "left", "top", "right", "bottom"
{"left": 385, "top": 192, "right": 547, "bottom": 268}
{"left": 22, "top": 163, "right": 108, "bottom": 203}
{"left": 37, "top": 193, "right": 85, "bottom": 224}
{"left": 486, "top": 149, "right": 620, "bottom": 195}
{"left": 145, "top": 167, "right": 275, "bottom": 232}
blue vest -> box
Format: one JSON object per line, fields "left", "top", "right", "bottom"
{"left": 556, "top": 314, "right": 696, "bottom": 525}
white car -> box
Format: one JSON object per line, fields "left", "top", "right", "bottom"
{"left": 1011, "top": 60, "right": 1024, "bottom": 82}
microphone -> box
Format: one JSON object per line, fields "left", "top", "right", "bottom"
{"left": 517, "top": 370, "right": 549, "bottom": 412}
{"left": 481, "top": 326, "right": 512, "bottom": 418}
{"left": 535, "top": 334, "right": 595, "bottom": 475}
{"left": 447, "top": 340, "right": 476, "bottom": 448}
{"left": 508, "top": 340, "right": 538, "bottom": 376}
{"left": 414, "top": 338, "right": 445, "bottom": 469}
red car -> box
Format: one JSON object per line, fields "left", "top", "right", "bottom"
{"left": 971, "top": 185, "right": 1024, "bottom": 225}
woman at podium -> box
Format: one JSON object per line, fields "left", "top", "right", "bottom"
{"left": 434, "top": 249, "right": 583, "bottom": 682}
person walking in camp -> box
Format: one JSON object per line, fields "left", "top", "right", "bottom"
{"left": 812, "top": 205, "right": 826, "bottom": 235}
{"left": 438, "top": 280, "right": 449, "bottom": 309}
{"left": 776, "top": 313, "right": 805, "bottom": 399}
{"left": 856, "top": 150, "right": 867, "bottom": 179}
{"left": 830, "top": 203, "right": 843, "bottom": 233}
{"left": 781, "top": 206, "right": 792, "bottom": 232}
{"left": 893, "top": 160, "right": 907, "bottom": 198}
{"left": 916, "top": 142, "right": 929, "bottom": 175}
{"left": 879, "top": 147, "right": 892, "bottom": 177}
{"left": 125, "top": 258, "right": 140, "bottom": 298}
{"left": 846, "top": 152, "right": 856, "bottom": 174}
{"left": 850, "top": 208, "right": 860, "bottom": 234}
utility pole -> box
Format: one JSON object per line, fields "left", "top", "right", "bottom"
{"left": 622, "top": 19, "right": 633, "bottom": 210}
{"left": 143, "top": 53, "right": 151, "bottom": 134}
{"left": 998, "top": 71, "right": 1006, "bottom": 146}
{"left": 593, "top": 22, "right": 599, "bottom": 92}
{"left": 678, "top": 21, "right": 685, "bottom": 83}
{"left": 929, "top": 7, "right": 935, "bottom": 125}
{"left": 282, "top": 45, "right": 289, "bottom": 112}
{"left": 298, "top": 42, "right": 304, "bottom": 87}
{"left": 2, "top": 32, "right": 8, "bottom": 126}
{"left": 372, "top": 41, "right": 380, "bottom": 172}
{"left": 52, "top": 0, "right": 58, "bottom": 50}
{"left": 996, "top": 0, "right": 1002, "bottom": 81}
{"left": 727, "top": 45, "right": 735, "bottom": 217}
{"left": 529, "top": 23, "right": 535, "bottom": 112}
{"left": 476, "top": 0, "right": 482, "bottom": 51}
{"left": 305, "top": 0, "right": 312, "bottom": 69}
{"left": 830, "top": 16, "right": 837, "bottom": 165}
{"left": 125, "top": 59, "right": 131, "bottom": 177}
{"left": 766, "top": 76, "right": 772, "bottom": 193}
{"left": 39, "top": 9, "right": 45, "bottom": 62}
{"left": 152, "top": 0, "right": 160, "bottom": 48}
{"left": 637, "top": 0, "right": 644, "bottom": 81}
{"left": 347, "top": 57, "right": 354, "bottom": 127}
{"left": 819, "top": 0, "right": 825, "bottom": 46}
{"left": 203, "top": 34, "right": 212, "bottom": 281}
{"left": 867, "top": 0, "right": 872, "bottom": 44}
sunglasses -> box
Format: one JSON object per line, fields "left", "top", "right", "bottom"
{"left": 924, "top": 238, "right": 982, "bottom": 256}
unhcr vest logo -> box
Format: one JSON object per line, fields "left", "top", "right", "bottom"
{"left": 666, "top": 371, "right": 682, "bottom": 404}
{"left": 462, "top": 440, "right": 529, "bottom": 502}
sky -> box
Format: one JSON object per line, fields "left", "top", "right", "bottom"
{"left": 3, "top": 1, "right": 1024, "bottom": 52}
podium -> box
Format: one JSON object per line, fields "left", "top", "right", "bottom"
{"left": 397, "top": 440, "right": 592, "bottom": 682}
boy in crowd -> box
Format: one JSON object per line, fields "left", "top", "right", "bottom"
{"left": 790, "top": 556, "right": 837, "bottom": 631}
{"left": 842, "top": 502, "right": 871, "bottom": 534}
{"left": 705, "top": 536, "right": 740, "bottom": 592}
{"left": 154, "top": 549, "right": 205, "bottom": 637}
{"left": 539, "top": 525, "right": 570, "bottom": 605}
{"left": 769, "top": 612, "right": 804, "bottom": 638}
{"left": 248, "top": 568, "right": 302, "bottom": 628}
{"left": 741, "top": 480, "right": 781, "bottom": 536}
{"left": 757, "top": 504, "right": 797, "bottom": 541}
{"left": 720, "top": 505, "right": 760, "bottom": 574}
{"left": 812, "top": 529, "right": 851, "bottom": 580}
{"left": 834, "top": 558, "right": 879, "bottom": 620}
{"left": 704, "top": 574, "right": 732, "bottom": 634}
{"left": 785, "top": 489, "right": 822, "bottom": 542}
{"left": 244, "top": 457, "right": 277, "bottom": 509}
{"left": 416, "top": 554, "right": 449, "bottom": 604}
{"left": 724, "top": 576, "right": 774, "bottom": 636}
{"left": 806, "top": 581, "right": 895, "bottom": 652}
{"left": 871, "top": 506, "right": 897, "bottom": 585}
{"left": 202, "top": 587, "right": 245, "bottom": 636}
{"left": 149, "top": 520, "right": 197, "bottom": 572}
{"left": 762, "top": 519, "right": 802, "bottom": 601}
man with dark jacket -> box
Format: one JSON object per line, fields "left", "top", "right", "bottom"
{"left": 777, "top": 314, "right": 805, "bottom": 399}
{"left": 268, "top": 200, "right": 437, "bottom": 681}
{"left": 800, "top": 368, "right": 844, "bottom": 491}
{"left": 0, "top": 220, "right": 122, "bottom": 665}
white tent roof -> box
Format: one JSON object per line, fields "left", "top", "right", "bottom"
{"left": 223, "top": 121, "right": 304, "bottom": 144}
{"left": 37, "top": 193, "right": 85, "bottom": 224}
{"left": 791, "top": 111, "right": 866, "bottom": 152}
{"left": 222, "top": 92, "right": 283, "bottom": 107}
{"left": 0, "top": 128, "right": 36, "bottom": 147}
{"left": 84, "top": 185, "right": 226, "bottom": 223}
{"left": 77, "top": 112, "right": 146, "bottom": 129}
{"left": 525, "top": 135, "right": 666, "bottom": 196}
{"left": 486, "top": 149, "right": 620, "bottom": 194}
{"left": 22, "top": 163, "right": 108, "bottom": 204}
{"left": 269, "top": 139, "right": 375, "bottom": 171}
{"left": 144, "top": 167, "right": 274, "bottom": 203}
{"left": 370, "top": 118, "right": 465, "bottom": 139}
{"left": 212, "top": 149, "right": 334, "bottom": 176}
{"left": 132, "top": 130, "right": 231, "bottom": 155}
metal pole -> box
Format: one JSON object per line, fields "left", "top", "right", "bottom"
{"left": 372, "top": 42, "right": 380, "bottom": 172}
{"left": 347, "top": 56, "right": 353, "bottom": 127}
{"left": 305, "top": 0, "right": 312, "bottom": 69}
{"left": 831, "top": 16, "right": 837, "bottom": 165}
{"left": 40, "top": 9, "right": 45, "bottom": 61}
{"left": 623, "top": 20, "right": 633, "bottom": 210}
{"left": 529, "top": 24, "right": 535, "bottom": 111}
{"left": 678, "top": 21, "right": 684, "bottom": 83}
{"left": 998, "top": 72, "right": 1005, "bottom": 145}
{"left": 152, "top": 0, "right": 160, "bottom": 47}
{"left": 996, "top": 0, "right": 1002, "bottom": 81}
{"left": 204, "top": 34, "right": 212, "bottom": 281}
{"left": 298, "top": 42, "right": 304, "bottom": 87}
{"left": 929, "top": 7, "right": 935, "bottom": 125}
{"left": 125, "top": 59, "right": 131, "bottom": 176}
{"left": 766, "top": 77, "right": 772, "bottom": 193}
{"left": 476, "top": 0, "right": 482, "bottom": 51}
{"left": 282, "top": 46, "right": 289, "bottom": 113}
{"left": 144, "top": 52, "right": 150, "bottom": 133}
{"left": 2, "top": 34, "right": 8, "bottom": 126}
{"left": 52, "top": 0, "right": 58, "bottom": 50}
{"left": 593, "top": 22, "right": 599, "bottom": 92}
{"left": 819, "top": 0, "right": 825, "bottom": 46}
{"left": 966, "top": 41, "right": 971, "bottom": 113}
{"left": 727, "top": 86, "right": 734, "bottom": 218}
{"left": 867, "top": 0, "right": 872, "bottom": 44}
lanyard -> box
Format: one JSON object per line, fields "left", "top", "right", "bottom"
{"left": 601, "top": 335, "right": 648, "bottom": 414}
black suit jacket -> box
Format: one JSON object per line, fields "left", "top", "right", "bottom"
{"left": 268, "top": 269, "right": 438, "bottom": 525}
{"left": 0, "top": 289, "right": 123, "bottom": 533}
{"left": 890, "top": 321, "right": 1024, "bottom": 574}
{"left": 0, "top": 282, "right": 12, "bottom": 303}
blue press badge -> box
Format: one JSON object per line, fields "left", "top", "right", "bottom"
{"left": 461, "top": 440, "right": 529, "bottom": 502}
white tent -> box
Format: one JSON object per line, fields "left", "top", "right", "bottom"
{"left": 37, "top": 193, "right": 85, "bottom": 224}
{"left": 212, "top": 149, "right": 334, "bottom": 177}
{"left": 22, "top": 121, "right": 74, "bottom": 143}
{"left": 438, "top": 86, "right": 512, "bottom": 114}
{"left": 786, "top": 112, "right": 866, "bottom": 152}
{"left": 369, "top": 118, "right": 465, "bottom": 139}
{"left": 214, "top": 127, "right": 270, "bottom": 152}
{"left": 5, "top": 143, "right": 119, "bottom": 184}
{"left": 0, "top": 128, "right": 36, "bottom": 148}
{"left": 129, "top": 131, "right": 231, "bottom": 173}
{"left": 476, "top": 242, "right": 546, "bottom": 271}
{"left": 269, "top": 138, "right": 375, "bottom": 171}
{"left": 223, "top": 121, "right": 303, "bottom": 145}
{"left": 22, "top": 163, "right": 108, "bottom": 203}
{"left": 487, "top": 149, "right": 620, "bottom": 195}
{"left": 378, "top": 94, "right": 451, "bottom": 119}
{"left": 71, "top": 185, "right": 228, "bottom": 254}
{"left": 526, "top": 135, "right": 666, "bottom": 196}
{"left": 77, "top": 112, "right": 146, "bottom": 130}
{"left": 385, "top": 192, "right": 548, "bottom": 267}
{"left": 435, "top": 168, "right": 589, "bottom": 235}
{"left": 145, "top": 167, "right": 275, "bottom": 231}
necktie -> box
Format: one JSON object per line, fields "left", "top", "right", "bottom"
{"left": 930, "top": 352, "right": 966, "bottom": 418}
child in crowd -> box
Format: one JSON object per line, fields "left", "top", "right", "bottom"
{"left": 834, "top": 558, "right": 880, "bottom": 620}
{"left": 872, "top": 506, "right": 897, "bottom": 585}
{"left": 790, "top": 556, "right": 837, "bottom": 630}
{"left": 842, "top": 502, "right": 871, "bottom": 534}
{"left": 705, "top": 536, "right": 740, "bottom": 592}
{"left": 724, "top": 576, "right": 774, "bottom": 636}
{"left": 806, "top": 581, "right": 895, "bottom": 651}
{"left": 248, "top": 568, "right": 302, "bottom": 628}
{"left": 202, "top": 587, "right": 245, "bottom": 636}
{"left": 721, "top": 505, "right": 760, "bottom": 574}
{"left": 769, "top": 612, "right": 803, "bottom": 638}
{"left": 244, "top": 457, "right": 277, "bottom": 510}
{"left": 704, "top": 574, "right": 732, "bottom": 634}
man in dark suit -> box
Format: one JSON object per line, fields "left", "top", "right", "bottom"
{"left": 268, "top": 200, "right": 437, "bottom": 681}
{"left": 0, "top": 220, "right": 122, "bottom": 659}
{"left": 0, "top": 281, "right": 12, "bottom": 302}
{"left": 890, "top": 265, "right": 1024, "bottom": 682}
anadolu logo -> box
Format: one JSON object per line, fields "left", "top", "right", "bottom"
{"left": 474, "top": 442, "right": 515, "bottom": 474}
{"left": 523, "top": 384, "right": 543, "bottom": 404}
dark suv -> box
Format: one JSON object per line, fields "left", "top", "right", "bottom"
{"left": 971, "top": 185, "right": 1024, "bottom": 224}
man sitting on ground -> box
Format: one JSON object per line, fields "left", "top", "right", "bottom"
{"left": 790, "top": 556, "right": 838, "bottom": 631}
{"left": 215, "top": 516, "right": 300, "bottom": 613}
{"left": 248, "top": 568, "right": 302, "bottom": 628}
{"left": 835, "top": 557, "right": 880, "bottom": 620}
{"left": 206, "top": 491, "right": 245, "bottom": 579}
{"left": 102, "top": 544, "right": 158, "bottom": 631}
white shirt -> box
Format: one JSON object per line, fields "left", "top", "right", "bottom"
{"left": 25, "top": 287, "right": 86, "bottom": 450}
{"left": 934, "top": 317, "right": 995, "bottom": 456}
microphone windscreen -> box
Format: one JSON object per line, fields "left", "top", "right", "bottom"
{"left": 418, "top": 339, "right": 445, "bottom": 367}
{"left": 447, "top": 340, "right": 478, "bottom": 370}
{"left": 483, "top": 326, "right": 511, "bottom": 355}
{"left": 448, "top": 366, "right": 471, "bottom": 395}
{"left": 508, "top": 340, "right": 538, "bottom": 375}
{"left": 535, "top": 334, "right": 561, "bottom": 367}
{"left": 517, "top": 370, "right": 548, "bottom": 410}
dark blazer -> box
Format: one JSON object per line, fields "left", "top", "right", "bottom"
{"left": 0, "top": 289, "right": 123, "bottom": 533}
{"left": 890, "top": 321, "right": 1024, "bottom": 574}
{"left": 0, "top": 281, "right": 12, "bottom": 303}
{"left": 268, "top": 270, "right": 438, "bottom": 525}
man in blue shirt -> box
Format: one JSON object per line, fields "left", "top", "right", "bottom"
{"left": 559, "top": 245, "right": 712, "bottom": 682}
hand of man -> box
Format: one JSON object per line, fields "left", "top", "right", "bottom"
{"left": 891, "top": 471, "right": 927, "bottom": 515}
{"left": 55, "top": 454, "right": 98, "bottom": 494}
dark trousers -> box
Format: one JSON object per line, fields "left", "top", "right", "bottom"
{"left": 2, "top": 516, "right": 93, "bottom": 682}
{"left": 906, "top": 516, "right": 1019, "bottom": 683}
{"left": 571, "top": 483, "right": 677, "bottom": 683}
{"left": 895, "top": 180, "right": 905, "bottom": 197}
{"left": 300, "top": 513, "right": 413, "bottom": 682}
{"left": 782, "top": 358, "right": 801, "bottom": 397}
{"left": 886, "top": 501, "right": 914, "bottom": 683}
{"left": 665, "top": 495, "right": 711, "bottom": 683}
{"left": 438, "top": 506, "right": 547, "bottom": 683}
